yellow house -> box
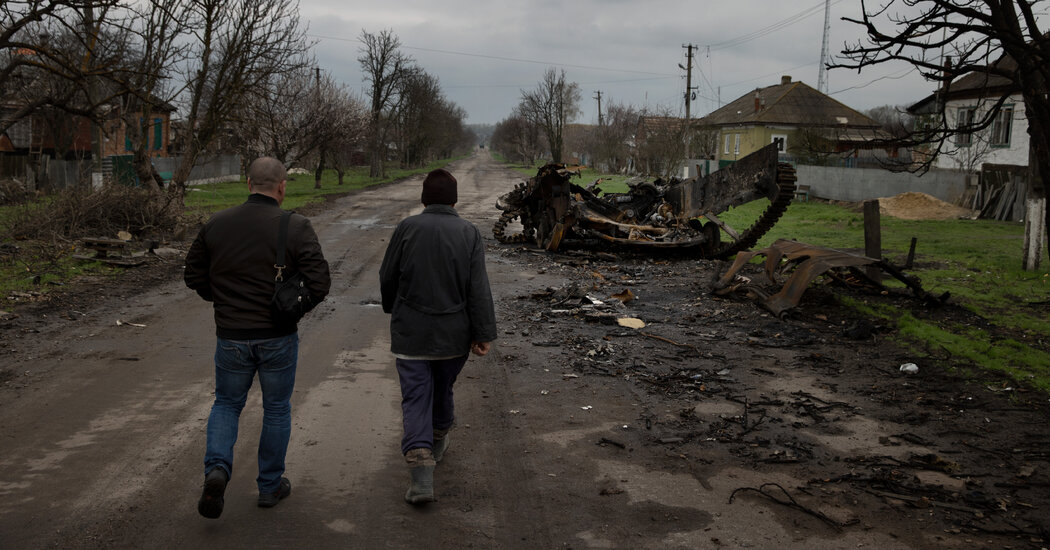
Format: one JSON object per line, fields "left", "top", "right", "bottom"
{"left": 701, "top": 76, "right": 883, "bottom": 167}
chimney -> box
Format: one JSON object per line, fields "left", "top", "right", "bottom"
{"left": 754, "top": 91, "right": 761, "bottom": 113}
{"left": 781, "top": 75, "right": 792, "bottom": 85}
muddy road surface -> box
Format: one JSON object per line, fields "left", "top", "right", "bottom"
{"left": 1, "top": 150, "right": 1048, "bottom": 549}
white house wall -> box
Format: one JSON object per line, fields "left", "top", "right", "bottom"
{"left": 936, "top": 93, "right": 1029, "bottom": 170}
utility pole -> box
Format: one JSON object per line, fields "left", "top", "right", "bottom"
{"left": 817, "top": 0, "right": 831, "bottom": 94}
{"left": 680, "top": 44, "right": 697, "bottom": 170}
{"left": 314, "top": 67, "right": 324, "bottom": 190}
{"left": 83, "top": 1, "right": 103, "bottom": 185}
{"left": 593, "top": 90, "right": 603, "bottom": 126}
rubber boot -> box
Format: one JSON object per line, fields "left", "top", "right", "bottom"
{"left": 433, "top": 428, "right": 451, "bottom": 463}
{"left": 404, "top": 448, "right": 436, "bottom": 504}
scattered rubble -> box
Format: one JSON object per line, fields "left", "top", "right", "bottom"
{"left": 713, "top": 239, "right": 950, "bottom": 316}
{"left": 494, "top": 242, "right": 1050, "bottom": 546}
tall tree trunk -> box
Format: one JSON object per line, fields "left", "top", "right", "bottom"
{"left": 133, "top": 149, "right": 163, "bottom": 191}
{"left": 314, "top": 148, "right": 325, "bottom": 189}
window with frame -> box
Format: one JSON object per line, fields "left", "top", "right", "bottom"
{"left": 724, "top": 134, "right": 731, "bottom": 155}
{"left": 955, "top": 107, "right": 976, "bottom": 146}
{"left": 734, "top": 134, "right": 740, "bottom": 155}
{"left": 771, "top": 134, "right": 787, "bottom": 153}
{"left": 153, "top": 118, "right": 163, "bottom": 150}
{"left": 990, "top": 106, "right": 1013, "bottom": 146}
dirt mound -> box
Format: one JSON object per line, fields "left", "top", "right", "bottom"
{"left": 877, "top": 191, "right": 976, "bottom": 220}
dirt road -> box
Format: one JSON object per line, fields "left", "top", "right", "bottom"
{"left": 1, "top": 151, "right": 1047, "bottom": 549}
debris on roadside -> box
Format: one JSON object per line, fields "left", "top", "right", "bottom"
{"left": 115, "top": 319, "right": 146, "bottom": 327}
{"left": 73, "top": 238, "right": 147, "bottom": 267}
{"left": 712, "top": 239, "right": 950, "bottom": 316}
{"left": 616, "top": 317, "right": 645, "bottom": 329}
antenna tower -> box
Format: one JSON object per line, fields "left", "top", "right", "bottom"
{"left": 817, "top": 0, "right": 831, "bottom": 94}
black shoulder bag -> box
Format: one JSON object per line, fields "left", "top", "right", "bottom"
{"left": 271, "top": 211, "right": 313, "bottom": 324}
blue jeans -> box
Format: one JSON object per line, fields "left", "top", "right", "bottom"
{"left": 204, "top": 333, "right": 298, "bottom": 494}
{"left": 395, "top": 356, "right": 468, "bottom": 455}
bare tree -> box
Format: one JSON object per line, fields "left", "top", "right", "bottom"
{"left": 170, "top": 0, "right": 311, "bottom": 192}
{"left": 635, "top": 108, "right": 690, "bottom": 180}
{"left": 833, "top": 0, "right": 1050, "bottom": 260}
{"left": 311, "top": 73, "right": 369, "bottom": 189}
{"left": 358, "top": 29, "right": 412, "bottom": 179}
{"left": 234, "top": 66, "right": 362, "bottom": 174}
{"left": 0, "top": 1, "right": 135, "bottom": 190}
{"left": 491, "top": 113, "right": 543, "bottom": 166}
{"left": 0, "top": 1, "right": 123, "bottom": 136}
{"left": 518, "top": 68, "right": 581, "bottom": 163}
{"left": 592, "top": 102, "right": 639, "bottom": 174}
{"left": 389, "top": 70, "right": 472, "bottom": 168}
{"left": 865, "top": 105, "right": 914, "bottom": 140}
{"left": 114, "top": 0, "right": 192, "bottom": 190}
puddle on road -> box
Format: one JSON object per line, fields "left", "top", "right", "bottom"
{"left": 331, "top": 217, "right": 395, "bottom": 230}
{"left": 325, "top": 518, "right": 356, "bottom": 534}
{"left": 535, "top": 422, "right": 622, "bottom": 448}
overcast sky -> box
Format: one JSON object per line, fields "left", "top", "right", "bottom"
{"left": 300, "top": 0, "right": 935, "bottom": 126}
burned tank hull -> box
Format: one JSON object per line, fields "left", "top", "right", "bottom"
{"left": 494, "top": 143, "right": 797, "bottom": 258}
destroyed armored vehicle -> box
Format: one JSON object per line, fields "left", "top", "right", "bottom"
{"left": 494, "top": 143, "right": 797, "bottom": 258}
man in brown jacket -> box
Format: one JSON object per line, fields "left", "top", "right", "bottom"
{"left": 185, "top": 156, "right": 330, "bottom": 518}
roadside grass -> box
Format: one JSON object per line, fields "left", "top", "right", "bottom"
{"left": 185, "top": 158, "right": 463, "bottom": 215}
{"left": 1, "top": 157, "right": 463, "bottom": 308}
{"left": 0, "top": 240, "right": 119, "bottom": 309}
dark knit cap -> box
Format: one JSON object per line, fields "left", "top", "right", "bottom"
{"left": 421, "top": 169, "right": 457, "bottom": 206}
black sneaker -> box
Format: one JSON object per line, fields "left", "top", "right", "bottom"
{"left": 198, "top": 468, "right": 228, "bottom": 519}
{"left": 258, "top": 477, "right": 291, "bottom": 508}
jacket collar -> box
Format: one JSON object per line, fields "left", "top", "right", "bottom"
{"left": 246, "top": 193, "right": 280, "bottom": 207}
{"left": 423, "top": 204, "right": 459, "bottom": 216}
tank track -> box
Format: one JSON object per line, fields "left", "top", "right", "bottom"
{"left": 493, "top": 182, "right": 534, "bottom": 244}
{"left": 709, "top": 163, "right": 797, "bottom": 259}
{"left": 493, "top": 208, "right": 534, "bottom": 244}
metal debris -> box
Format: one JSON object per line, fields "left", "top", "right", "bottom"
{"left": 712, "top": 239, "right": 950, "bottom": 316}
{"left": 494, "top": 143, "right": 796, "bottom": 257}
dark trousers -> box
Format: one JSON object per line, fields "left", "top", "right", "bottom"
{"left": 395, "top": 355, "right": 469, "bottom": 455}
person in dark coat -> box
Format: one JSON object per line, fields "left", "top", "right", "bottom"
{"left": 185, "top": 156, "right": 330, "bottom": 518}
{"left": 379, "top": 168, "right": 497, "bottom": 504}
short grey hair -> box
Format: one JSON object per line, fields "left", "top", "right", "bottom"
{"left": 247, "top": 157, "right": 286, "bottom": 191}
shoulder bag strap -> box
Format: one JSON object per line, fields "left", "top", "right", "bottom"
{"left": 274, "top": 211, "right": 292, "bottom": 282}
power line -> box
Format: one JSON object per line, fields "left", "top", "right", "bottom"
{"left": 829, "top": 68, "right": 917, "bottom": 95}
{"left": 706, "top": 0, "right": 843, "bottom": 52}
{"left": 308, "top": 33, "right": 677, "bottom": 77}
{"left": 720, "top": 61, "right": 818, "bottom": 88}
{"left": 442, "top": 75, "right": 675, "bottom": 90}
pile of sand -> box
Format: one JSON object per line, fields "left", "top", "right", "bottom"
{"left": 876, "top": 191, "right": 977, "bottom": 221}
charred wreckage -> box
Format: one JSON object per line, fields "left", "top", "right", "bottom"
{"left": 494, "top": 143, "right": 948, "bottom": 314}
{"left": 494, "top": 143, "right": 796, "bottom": 258}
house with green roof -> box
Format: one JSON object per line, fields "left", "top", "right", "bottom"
{"left": 700, "top": 75, "right": 885, "bottom": 167}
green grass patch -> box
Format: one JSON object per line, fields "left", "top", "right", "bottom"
{"left": 840, "top": 295, "right": 1050, "bottom": 392}
{"left": 185, "top": 159, "right": 464, "bottom": 215}
{"left": 0, "top": 244, "right": 119, "bottom": 309}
